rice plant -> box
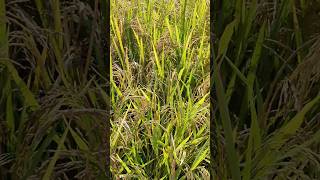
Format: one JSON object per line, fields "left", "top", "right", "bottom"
{"left": 111, "top": 0, "right": 210, "bottom": 179}
{"left": 0, "top": 0, "right": 108, "bottom": 179}
{"left": 213, "top": 0, "right": 320, "bottom": 179}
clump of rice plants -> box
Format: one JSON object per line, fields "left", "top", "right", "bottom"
{"left": 0, "top": 1, "right": 108, "bottom": 178}
{"left": 111, "top": 0, "right": 210, "bottom": 178}
{"left": 213, "top": 0, "right": 320, "bottom": 179}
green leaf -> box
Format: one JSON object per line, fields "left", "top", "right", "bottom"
{"left": 43, "top": 127, "right": 69, "bottom": 180}
{"left": 218, "top": 20, "right": 236, "bottom": 58}
{"left": 213, "top": 54, "right": 241, "bottom": 180}
{"left": 190, "top": 140, "right": 209, "bottom": 171}
{"left": 0, "top": 59, "right": 39, "bottom": 111}
{"left": 69, "top": 127, "right": 89, "bottom": 151}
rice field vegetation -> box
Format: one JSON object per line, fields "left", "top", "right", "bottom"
{"left": 0, "top": 0, "right": 109, "bottom": 179}
{"left": 111, "top": 0, "right": 210, "bottom": 179}
{"left": 213, "top": 0, "right": 320, "bottom": 179}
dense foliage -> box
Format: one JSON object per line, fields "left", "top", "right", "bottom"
{"left": 111, "top": 0, "right": 210, "bottom": 179}
{"left": 0, "top": 0, "right": 109, "bottom": 179}
{"left": 213, "top": 0, "right": 320, "bottom": 179}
